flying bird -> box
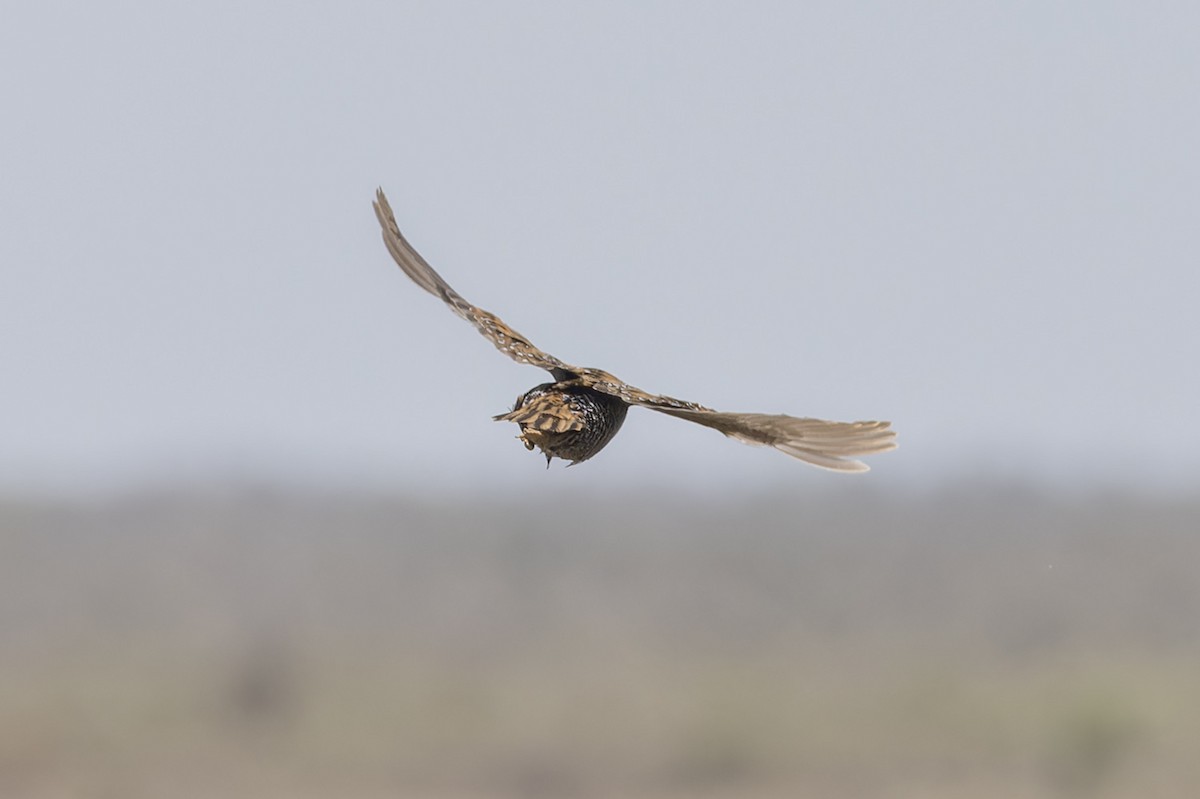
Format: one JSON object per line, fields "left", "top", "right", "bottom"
{"left": 372, "top": 188, "right": 896, "bottom": 472}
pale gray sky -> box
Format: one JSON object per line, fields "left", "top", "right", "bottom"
{"left": 2, "top": 2, "right": 1197, "bottom": 496}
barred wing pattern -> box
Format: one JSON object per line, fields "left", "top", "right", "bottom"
{"left": 650, "top": 409, "right": 895, "bottom": 473}
{"left": 373, "top": 190, "right": 572, "bottom": 376}
{"left": 373, "top": 188, "right": 896, "bottom": 471}
{"left": 373, "top": 190, "right": 703, "bottom": 407}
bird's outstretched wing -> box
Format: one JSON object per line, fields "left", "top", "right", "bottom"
{"left": 648, "top": 408, "right": 895, "bottom": 472}
{"left": 561, "top": 369, "right": 895, "bottom": 472}
{"left": 373, "top": 188, "right": 575, "bottom": 377}
{"left": 374, "top": 188, "right": 896, "bottom": 471}
{"left": 559, "top": 368, "right": 894, "bottom": 472}
{"left": 375, "top": 188, "right": 714, "bottom": 409}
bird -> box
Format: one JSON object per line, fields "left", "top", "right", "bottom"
{"left": 372, "top": 188, "right": 896, "bottom": 472}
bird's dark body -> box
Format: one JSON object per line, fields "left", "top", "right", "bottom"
{"left": 510, "top": 382, "right": 629, "bottom": 465}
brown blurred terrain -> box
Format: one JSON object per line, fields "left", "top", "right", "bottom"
{"left": 2, "top": 486, "right": 1198, "bottom": 798}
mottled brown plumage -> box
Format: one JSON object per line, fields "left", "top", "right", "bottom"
{"left": 372, "top": 188, "right": 897, "bottom": 471}
{"left": 496, "top": 383, "right": 629, "bottom": 466}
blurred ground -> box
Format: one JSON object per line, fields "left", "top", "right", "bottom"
{"left": 1, "top": 485, "right": 1198, "bottom": 798}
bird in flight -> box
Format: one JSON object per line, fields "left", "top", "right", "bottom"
{"left": 372, "top": 189, "right": 896, "bottom": 471}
